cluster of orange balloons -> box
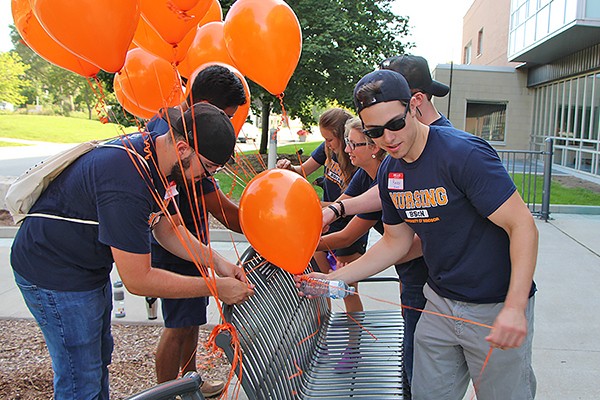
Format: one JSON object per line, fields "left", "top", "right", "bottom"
{"left": 13, "top": 0, "right": 321, "bottom": 272}
{"left": 11, "top": 0, "right": 302, "bottom": 135}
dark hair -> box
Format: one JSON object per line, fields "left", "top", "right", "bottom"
{"left": 319, "top": 108, "right": 356, "bottom": 189}
{"left": 187, "top": 65, "right": 247, "bottom": 109}
{"left": 354, "top": 80, "right": 384, "bottom": 109}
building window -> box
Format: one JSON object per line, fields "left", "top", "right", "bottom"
{"left": 464, "top": 42, "right": 472, "bottom": 64}
{"left": 465, "top": 101, "right": 507, "bottom": 142}
{"left": 477, "top": 29, "right": 484, "bottom": 56}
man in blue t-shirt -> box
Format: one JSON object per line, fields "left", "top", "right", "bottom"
{"left": 314, "top": 70, "right": 538, "bottom": 399}
{"left": 10, "top": 103, "right": 254, "bottom": 400}
{"left": 147, "top": 65, "right": 247, "bottom": 398}
{"left": 323, "top": 54, "right": 453, "bottom": 399}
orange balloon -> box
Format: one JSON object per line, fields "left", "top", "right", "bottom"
{"left": 133, "top": 17, "right": 196, "bottom": 65}
{"left": 186, "top": 62, "right": 250, "bottom": 137}
{"left": 239, "top": 169, "right": 321, "bottom": 275}
{"left": 114, "top": 77, "right": 157, "bottom": 120}
{"left": 231, "top": 100, "right": 251, "bottom": 138}
{"left": 116, "top": 48, "right": 185, "bottom": 114}
{"left": 11, "top": 0, "right": 99, "bottom": 77}
{"left": 177, "top": 22, "right": 235, "bottom": 79}
{"left": 198, "top": 0, "right": 223, "bottom": 26}
{"left": 32, "top": 0, "right": 139, "bottom": 73}
{"left": 170, "top": 0, "right": 201, "bottom": 12}
{"left": 223, "top": 0, "right": 302, "bottom": 96}
{"left": 140, "top": 0, "right": 211, "bottom": 45}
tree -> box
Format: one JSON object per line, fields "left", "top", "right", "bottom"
{"left": 220, "top": 0, "right": 412, "bottom": 153}
{"left": 0, "top": 51, "right": 30, "bottom": 106}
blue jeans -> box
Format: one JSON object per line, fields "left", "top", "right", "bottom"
{"left": 400, "top": 282, "right": 427, "bottom": 396}
{"left": 14, "top": 271, "right": 113, "bottom": 400}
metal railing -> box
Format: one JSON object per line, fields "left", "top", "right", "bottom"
{"left": 497, "top": 138, "right": 553, "bottom": 221}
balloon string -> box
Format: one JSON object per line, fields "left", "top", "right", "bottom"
{"left": 207, "top": 323, "right": 244, "bottom": 399}
{"left": 471, "top": 347, "right": 494, "bottom": 399}
{"left": 288, "top": 360, "right": 303, "bottom": 380}
{"left": 277, "top": 93, "right": 291, "bottom": 130}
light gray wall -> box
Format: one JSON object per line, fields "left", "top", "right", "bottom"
{"left": 432, "top": 64, "right": 534, "bottom": 150}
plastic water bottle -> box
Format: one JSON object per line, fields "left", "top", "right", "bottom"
{"left": 299, "top": 278, "right": 355, "bottom": 299}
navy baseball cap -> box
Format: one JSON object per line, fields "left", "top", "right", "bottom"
{"left": 353, "top": 69, "right": 412, "bottom": 113}
{"left": 380, "top": 55, "right": 450, "bottom": 97}
{"left": 166, "top": 103, "right": 235, "bottom": 165}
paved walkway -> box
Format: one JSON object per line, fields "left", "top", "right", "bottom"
{"left": 2, "top": 214, "right": 600, "bottom": 399}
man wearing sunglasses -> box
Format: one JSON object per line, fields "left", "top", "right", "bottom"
{"left": 145, "top": 65, "right": 248, "bottom": 397}
{"left": 324, "top": 55, "right": 454, "bottom": 398}
{"left": 308, "top": 70, "right": 538, "bottom": 399}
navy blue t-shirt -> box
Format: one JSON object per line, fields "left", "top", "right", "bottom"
{"left": 311, "top": 142, "right": 347, "bottom": 202}
{"left": 146, "top": 114, "right": 168, "bottom": 135}
{"left": 378, "top": 125, "right": 536, "bottom": 303}
{"left": 432, "top": 113, "right": 452, "bottom": 127}
{"left": 345, "top": 168, "right": 428, "bottom": 285}
{"left": 11, "top": 132, "right": 167, "bottom": 291}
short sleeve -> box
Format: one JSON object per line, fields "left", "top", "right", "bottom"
{"left": 311, "top": 142, "right": 327, "bottom": 166}
{"left": 460, "top": 142, "right": 516, "bottom": 218}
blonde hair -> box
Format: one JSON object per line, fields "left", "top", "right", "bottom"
{"left": 319, "top": 108, "right": 356, "bottom": 188}
{"left": 344, "top": 117, "right": 386, "bottom": 161}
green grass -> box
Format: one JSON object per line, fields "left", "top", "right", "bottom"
{"left": 0, "top": 114, "right": 136, "bottom": 143}
{"left": 0, "top": 140, "right": 28, "bottom": 147}
{"left": 512, "top": 174, "right": 600, "bottom": 206}
{"left": 216, "top": 141, "right": 325, "bottom": 201}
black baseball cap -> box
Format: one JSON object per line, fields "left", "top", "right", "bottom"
{"left": 380, "top": 55, "right": 450, "bottom": 97}
{"left": 166, "top": 103, "right": 235, "bottom": 165}
{"left": 353, "top": 70, "right": 412, "bottom": 113}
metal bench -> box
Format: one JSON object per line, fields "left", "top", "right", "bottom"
{"left": 215, "top": 247, "right": 405, "bottom": 399}
{"left": 126, "top": 371, "right": 205, "bottom": 400}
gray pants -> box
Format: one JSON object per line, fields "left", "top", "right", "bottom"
{"left": 412, "top": 284, "right": 536, "bottom": 400}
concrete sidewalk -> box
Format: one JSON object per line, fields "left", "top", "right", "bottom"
{"left": 1, "top": 214, "right": 600, "bottom": 399}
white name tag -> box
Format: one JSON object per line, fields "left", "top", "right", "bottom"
{"left": 164, "top": 182, "right": 179, "bottom": 200}
{"left": 388, "top": 172, "right": 404, "bottom": 190}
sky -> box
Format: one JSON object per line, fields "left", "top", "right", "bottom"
{"left": 0, "top": 0, "right": 474, "bottom": 70}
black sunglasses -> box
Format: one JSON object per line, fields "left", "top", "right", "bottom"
{"left": 197, "top": 155, "right": 224, "bottom": 178}
{"left": 344, "top": 138, "right": 369, "bottom": 150}
{"left": 362, "top": 107, "right": 409, "bottom": 139}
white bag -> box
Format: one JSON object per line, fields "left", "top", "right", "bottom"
{"left": 5, "top": 140, "right": 149, "bottom": 224}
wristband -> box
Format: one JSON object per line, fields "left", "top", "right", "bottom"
{"left": 336, "top": 200, "right": 346, "bottom": 218}
{"left": 327, "top": 204, "right": 341, "bottom": 219}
